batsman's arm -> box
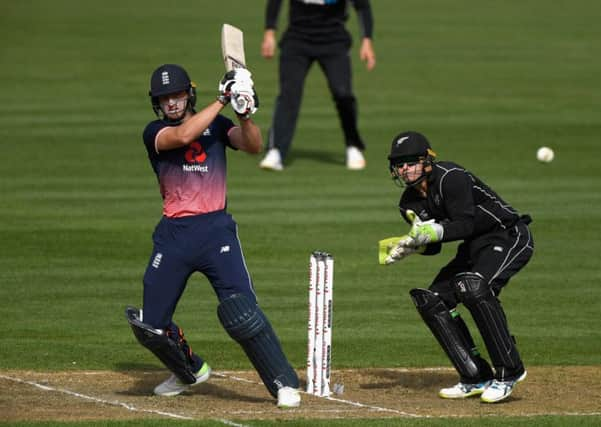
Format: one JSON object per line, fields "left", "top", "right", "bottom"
{"left": 155, "top": 100, "right": 225, "bottom": 152}
{"left": 229, "top": 119, "right": 262, "bottom": 154}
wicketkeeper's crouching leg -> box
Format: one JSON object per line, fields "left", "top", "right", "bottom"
{"left": 217, "top": 293, "right": 301, "bottom": 407}
{"left": 452, "top": 272, "right": 525, "bottom": 380}
{"left": 409, "top": 288, "right": 494, "bottom": 383}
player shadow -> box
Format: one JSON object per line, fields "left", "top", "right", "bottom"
{"left": 358, "top": 368, "right": 456, "bottom": 391}
{"left": 286, "top": 148, "right": 344, "bottom": 167}
{"left": 114, "top": 368, "right": 270, "bottom": 404}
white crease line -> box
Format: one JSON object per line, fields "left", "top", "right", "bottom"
{"left": 215, "top": 369, "right": 601, "bottom": 419}
{"left": 214, "top": 371, "right": 421, "bottom": 418}
{"left": 0, "top": 374, "right": 251, "bottom": 427}
{"left": 215, "top": 419, "right": 252, "bottom": 427}
{"left": 212, "top": 371, "right": 257, "bottom": 384}
{"left": 5, "top": 371, "right": 600, "bottom": 421}
{"left": 323, "top": 395, "right": 421, "bottom": 417}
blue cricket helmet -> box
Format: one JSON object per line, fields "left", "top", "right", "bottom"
{"left": 149, "top": 64, "right": 197, "bottom": 121}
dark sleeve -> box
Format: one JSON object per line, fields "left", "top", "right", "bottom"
{"left": 265, "top": 0, "right": 283, "bottom": 29}
{"left": 142, "top": 121, "right": 165, "bottom": 154}
{"left": 398, "top": 193, "right": 440, "bottom": 255}
{"left": 351, "top": 0, "right": 373, "bottom": 38}
{"left": 440, "top": 170, "right": 476, "bottom": 242}
{"left": 422, "top": 242, "right": 442, "bottom": 256}
{"left": 215, "top": 114, "right": 238, "bottom": 150}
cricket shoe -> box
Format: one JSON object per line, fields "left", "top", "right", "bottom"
{"left": 346, "top": 146, "right": 366, "bottom": 170}
{"left": 481, "top": 370, "right": 527, "bottom": 403}
{"left": 277, "top": 386, "right": 301, "bottom": 408}
{"left": 439, "top": 380, "right": 492, "bottom": 399}
{"left": 153, "top": 362, "right": 211, "bottom": 396}
{"left": 259, "top": 148, "right": 284, "bottom": 171}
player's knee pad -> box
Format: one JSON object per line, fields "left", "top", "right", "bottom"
{"left": 451, "top": 273, "right": 523, "bottom": 374}
{"left": 409, "top": 288, "right": 489, "bottom": 381}
{"left": 217, "top": 294, "right": 299, "bottom": 397}
{"left": 125, "top": 306, "right": 197, "bottom": 384}
{"left": 452, "top": 272, "right": 491, "bottom": 305}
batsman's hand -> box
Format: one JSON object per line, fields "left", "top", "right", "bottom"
{"left": 230, "top": 80, "right": 258, "bottom": 119}
{"left": 218, "top": 70, "right": 236, "bottom": 105}
{"left": 406, "top": 209, "right": 444, "bottom": 246}
{"left": 379, "top": 235, "right": 425, "bottom": 265}
{"left": 218, "top": 68, "right": 255, "bottom": 104}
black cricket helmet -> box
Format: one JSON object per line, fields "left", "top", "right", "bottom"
{"left": 388, "top": 131, "right": 437, "bottom": 187}
{"left": 149, "top": 64, "right": 197, "bottom": 122}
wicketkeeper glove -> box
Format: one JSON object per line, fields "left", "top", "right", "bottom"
{"left": 379, "top": 235, "right": 425, "bottom": 265}
{"left": 406, "top": 209, "right": 444, "bottom": 246}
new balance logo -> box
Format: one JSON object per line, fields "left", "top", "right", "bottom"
{"left": 220, "top": 245, "right": 230, "bottom": 253}
{"left": 152, "top": 253, "right": 163, "bottom": 268}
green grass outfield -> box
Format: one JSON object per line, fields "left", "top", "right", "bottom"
{"left": 1, "top": 0, "right": 600, "bottom": 425}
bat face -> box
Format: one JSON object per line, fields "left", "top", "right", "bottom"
{"left": 221, "top": 24, "right": 246, "bottom": 71}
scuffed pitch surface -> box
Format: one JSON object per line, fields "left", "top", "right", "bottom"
{"left": 1, "top": 367, "right": 601, "bottom": 422}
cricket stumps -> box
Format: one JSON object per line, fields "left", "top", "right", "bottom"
{"left": 307, "top": 251, "right": 334, "bottom": 397}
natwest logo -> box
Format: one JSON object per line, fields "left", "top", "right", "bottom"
{"left": 184, "top": 141, "right": 207, "bottom": 163}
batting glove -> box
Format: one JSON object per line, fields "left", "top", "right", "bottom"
{"left": 407, "top": 210, "right": 444, "bottom": 246}
{"left": 231, "top": 68, "right": 254, "bottom": 86}
{"left": 218, "top": 70, "right": 236, "bottom": 105}
{"left": 230, "top": 80, "right": 258, "bottom": 119}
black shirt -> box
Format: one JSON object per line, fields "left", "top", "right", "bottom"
{"left": 266, "top": 0, "right": 374, "bottom": 44}
{"left": 399, "top": 161, "right": 522, "bottom": 243}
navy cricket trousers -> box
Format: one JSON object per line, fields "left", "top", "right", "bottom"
{"left": 141, "top": 210, "right": 256, "bottom": 329}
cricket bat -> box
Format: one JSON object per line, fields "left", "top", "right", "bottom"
{"left": 221, "top": 23, "right": 246, "bottom": 71}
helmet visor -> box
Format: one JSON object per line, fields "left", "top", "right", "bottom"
{"left": 390, "top": 155, "right": 423, "bottom": 167}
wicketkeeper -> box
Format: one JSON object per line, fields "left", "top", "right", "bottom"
{"left": 125, "top": 64, "right": 300, "bottom": 408}
{"left": 381, "top": 131, "right": 534, "bottom": 403}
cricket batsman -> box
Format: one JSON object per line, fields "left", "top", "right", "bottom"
{"left": 381, "top": 131, "right": 534, "bottom": 403}
{"left": 125, "top": 64, "right": 300, "bottom": 408}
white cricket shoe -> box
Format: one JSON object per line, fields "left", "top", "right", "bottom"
{"left": 277, "top": 386, "right": 301, "bottom": 408}
{"left": 481, "top": 370, "right": 527, "bottom": 403}
{"left": 259, "top": 148, "right": 284, "bottom": 171}
{"left": 346, "top": 146, "right": 366, "bottom": 170}
{"left": 439, "top": 380, "right": 492, "bottom": 399}
{"left": 153, "top": 362, "right": 211, "bottom": 396}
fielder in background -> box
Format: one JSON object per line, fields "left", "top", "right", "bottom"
{"left": 259, "top": 0, "right": 376, "bottom": 171}
{"left": 382, "top": 131, "right": 534, "bottom": 403}
{"left": 125, "top": 64, "right": 300, "bottom": 408}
